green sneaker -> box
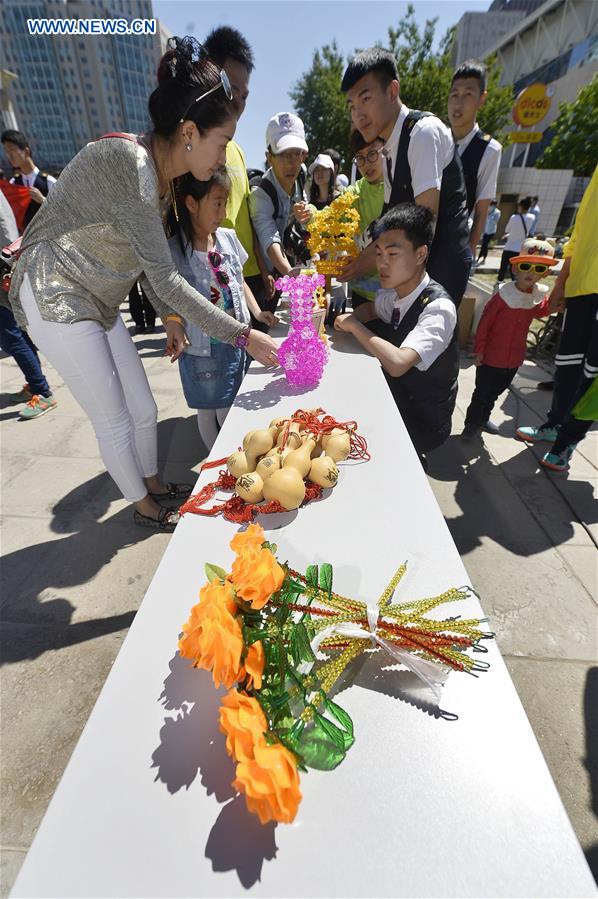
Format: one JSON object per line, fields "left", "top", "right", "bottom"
{"left": 6, "top": 384, "right": 33, "bottom": 405}
{"left": 540, "top": 445, "right": 577, "bottom": 472}
{"left": 515, "top": 424, "right": 559, "bottom": 443}
{"left": 19, "top": 393, "right": 57, "bottom": 420}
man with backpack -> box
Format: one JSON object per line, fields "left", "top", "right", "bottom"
{"left": 249, "top": 112, "right": 313, "bottom": 327}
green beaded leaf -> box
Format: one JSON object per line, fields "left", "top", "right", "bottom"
{"left": 319, "top": 563, "right": 333, "bottom": 598}
{"left": 324, "top": 698, "right": 355, "bottom": 750}
{"left": 295, "top": 621, "right": 316, "bottom": 663}
{"left": 204, "top": 563, "right": 227, "bottom": 582}
{"left": 296, "top": 712, "right": 347, "bottom": 770}
{"left": 305, "top": 564, "right": 319, "bottom": 588}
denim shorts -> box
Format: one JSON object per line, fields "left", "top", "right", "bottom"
{"left": 178, "top": 342, "right": 246, "bottom": 409}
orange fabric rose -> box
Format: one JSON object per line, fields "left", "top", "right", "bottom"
{"left": 230, "top": 547, "right": 285, "bottom": 610}
{"left": 179, "top": 580, "right": 243, "bottom": 689}
{"left": 219, "top": 690, "right": 268, "bottom": 764}
{"left": 230, "top": 523, "right": 266, "bottom": 557}
{"left": 241, "top": 640, "right": 265, "bottom": 690}
{"left": 233, "top": 741, "right": 302, "bottom": 824}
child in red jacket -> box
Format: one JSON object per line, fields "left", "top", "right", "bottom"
{"left": 461, "top": 238, "right": 558, "bottom": 441}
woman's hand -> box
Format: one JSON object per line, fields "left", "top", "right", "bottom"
{"left": 257, "top": 310, "right": 278, "bottom": 329}
{"left": 548, "top": 282, "right": 566, "bottom": 313}
{"left": 164, "top": 320, "right": 189, "bottom": 362}
{"left": 473, "top": 353, "right": 483, "bottom": 366}
{"left": 246, "top": 329, "right": 279, "bottom": 367}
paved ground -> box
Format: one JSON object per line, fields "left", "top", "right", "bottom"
{"left": 1, "top": 308, "right": 596, "bottom": 896}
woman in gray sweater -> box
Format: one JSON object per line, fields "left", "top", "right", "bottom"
{"left": 9, "top": 37, "right": 278, "bottom": 530}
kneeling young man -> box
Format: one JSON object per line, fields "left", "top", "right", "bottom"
{"left": 334, "top": 204, "right": 458, "bottom": 462}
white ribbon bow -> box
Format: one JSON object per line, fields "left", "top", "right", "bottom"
{"left": 310, "top": 603, "right": 448, "bottom": 702}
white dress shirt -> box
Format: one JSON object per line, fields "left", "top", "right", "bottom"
{"left": 10, "top": 166, "right": 57, "bottom": 190}
{"left": 381, "top": 104, "right": 455, "bottom": 205}
{"left": 503, "top": 213, "right": 536, "bottom": 252}
{"left": 456, "top": 123, "right": 502, "bottom": 205}
{"left": 374, "top": 273, "right": 457, "bottom": 371}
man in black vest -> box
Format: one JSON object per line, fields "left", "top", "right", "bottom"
{"left": 448, "top": 61, "right": 502, "bottom": 260}
{"left": 339, "top": 48, "right": 471, "bottom": 307}
{"left": 334, "top": 204, "right": 459, "bottom": 465}
{"left": 1, "top": 130, "right": 56, "bottom": 231}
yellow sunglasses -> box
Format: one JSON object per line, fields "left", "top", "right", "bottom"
{"left": 516, "top": 261, "right": 549, "bottom": 274}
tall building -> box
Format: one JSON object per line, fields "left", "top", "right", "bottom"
{"left": 451, "top": 0, "right": 545, "bottom": 66}
{"left": 0, "top": 0, "right": 171, "bottom": 171}
{"left": 487, "top": 0, "right": 598, "bottom": 234}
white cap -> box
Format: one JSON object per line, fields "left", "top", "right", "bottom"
{"left": 266, "top": 112, "right": 308, "bottom": 154}
{"left": 308, "top": 153, "right": 335, "bottom": 175}
{"left": 337, "top": 173, "right": 349, "bottom": 188}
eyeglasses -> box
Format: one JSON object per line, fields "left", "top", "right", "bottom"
{"left": 353, "top": 147, "right": 382, "bottom": 167}
{"left": 516, "top": 262, "right": 549, "bottom": 274}
{"left": 179, "top": 69, "right": 233, "bottom": 123}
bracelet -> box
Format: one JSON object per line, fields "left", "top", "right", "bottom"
{"left": 234, "top": 325, "right": 251, "bottom": 349}
{"left": 165, "top": 314, "right": 184, "bottom": 325}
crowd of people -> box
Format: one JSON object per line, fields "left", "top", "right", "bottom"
{"left": 0, "top": 27, "right": 595, "bottom": 532}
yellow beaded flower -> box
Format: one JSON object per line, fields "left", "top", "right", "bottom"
{"left": 307, "top": 192, "right": 360, "bottom": 276}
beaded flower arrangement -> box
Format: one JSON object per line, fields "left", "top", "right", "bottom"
{"left": 178, "top": 523, "right": 493, "bottom": 825}
{"left": 275, "top": 272, "right": 328, "bottom": 387}
{"left": 307, "top": 191, "right": 361, "bottom": 276}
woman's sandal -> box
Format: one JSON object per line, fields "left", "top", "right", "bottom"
{"left": 133, "top": 506, "right": 181, "bottom": 532}
{"left": 149, "top": 482, "right": 193, "bottom": 500}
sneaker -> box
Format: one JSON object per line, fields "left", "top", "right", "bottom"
{"left": 540, "top": 445, "right": 577, "bottom": 472}
{"left": 516, "top": 424, "right": 559, "bottom": 443}
{"left": 6, "top": 384, "right": 33, "bottom": 405}
{"left": 460, "top": 423, "right": 482, "bottom": 443}
{"left": 483, "top": 420, "right": 500, "bottom": 435}
{"left": 19, "top": 393, "right": 57, "bottom": 420}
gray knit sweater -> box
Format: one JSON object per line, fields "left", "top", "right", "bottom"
{"left": 8, "top": 134, "right": 244, "bottom": 344}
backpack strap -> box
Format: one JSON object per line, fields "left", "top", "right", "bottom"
{"left": 257, "top": 176, "right": 279, "bottom": 220}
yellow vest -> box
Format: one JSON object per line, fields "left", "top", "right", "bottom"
{"left": 564, "top": 165, "right": 598, "bottom": 298}
{"left": 223, "top": 140, "right": 260, "bottom": 278}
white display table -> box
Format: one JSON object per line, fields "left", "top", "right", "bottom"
{"left": 11, "top": 334, "right": 597, "bottom": 898}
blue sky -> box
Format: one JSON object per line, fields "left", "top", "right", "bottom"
{"left": 153, "top": 1, "right": 492, "bottom": 168}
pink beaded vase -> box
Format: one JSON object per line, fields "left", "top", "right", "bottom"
{"left": 275, "top": 273, "right": 329, "bottom": 388}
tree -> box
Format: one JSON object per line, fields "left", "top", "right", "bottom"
{"left": 290, "top": 42, "right": 352, "bottom": 168}
{"left": 290, "top": 5, "right": 514, "bottom": 169}
{"left": 536, "top": 75, "right": 598, "bottom": 177}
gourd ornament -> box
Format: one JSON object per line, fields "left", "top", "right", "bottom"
{"left": 235, "top": 472, "right": 264, "bottom": 503}
{"left": 262, "top": 467, "right": 306, "bottom": 511}
{"left": 283, "top": 438, "right": 316, "bottom": 479}
{"left": 227, "top": 450, "right": 250, "bottom": 478}
{"left": 256, "top": 455, "right": 281, "bottom": 481}
{"left": 309, "top": 455, "right": 339, "bottom": 488}
{"left": 243, "top": 428, "right": 275, "bottom": 470}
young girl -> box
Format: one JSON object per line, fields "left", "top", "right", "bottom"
{"left": 169, "top": 170, "right": 276, "bottom": 449}
{"left": 461, "top": 238, "right": 558, "bottom": 442}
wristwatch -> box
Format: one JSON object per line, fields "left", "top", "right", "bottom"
{"left": 234, "top": 325, "right": 251, "bottom": 349}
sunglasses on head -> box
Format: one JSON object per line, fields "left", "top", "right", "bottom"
{"left": 179, "top": 69, "right": 233, "bottom": 123}
{"left": 516, "top": 262, "right": 549, "bottom": 274}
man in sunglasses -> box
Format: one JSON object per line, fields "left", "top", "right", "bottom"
{"left": 461, "top": 238, "right": 558, "bottom": 443}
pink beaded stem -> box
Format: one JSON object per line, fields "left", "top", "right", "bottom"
{"left": 275, "top": 274, "right": 329, "bottom": 387}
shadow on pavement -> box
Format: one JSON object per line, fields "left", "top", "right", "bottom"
{"left": 583, "top": 667, "right": 598, "bottom": 883}
{"left": 0, "top": 417, "right": 202, "bottom": 665}
{"left": 428, "top": 434, "right": 595, "bottom": 557}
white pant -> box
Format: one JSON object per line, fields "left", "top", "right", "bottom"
{"left": 196, "top": 407, "right": 230, "bottom": 450}
{"left": 20, "top": 275, "right": 158, "bottom": 502}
